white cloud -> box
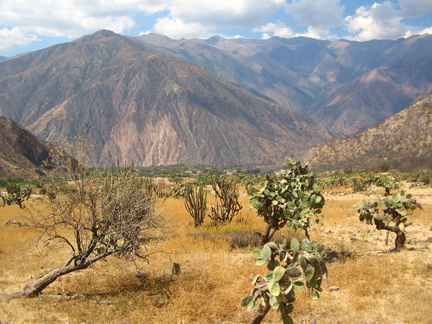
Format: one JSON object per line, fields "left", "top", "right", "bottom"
{"left": 0, "top": 27, "right": 39, "bottom": 52}
{"left": 168, "top": 0, "right": 285, "bottom": 28}
{"left": 294, "top": 26, "right": 338, "bottom": 40}
{"left": 152, "top": 17, "right": 212, "bottom": 39}
{"left": 0, "top": 0, "right": 143, "bottom": 38}
{"left": 0, "top": 0, "right": 287, "bottom": 51}
{"left": 284, "top": 0, "right": 345, "bottom": 29}
{"left": 253, "top": 21, "right": 295, "bottom": 39}
{"left": 344, "top": 1, "right": 425, "bottom": 41}
{"left": 421, "top": 26, "right": 432, "bottom": 34}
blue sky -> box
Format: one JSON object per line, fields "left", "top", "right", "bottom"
{"left": 1, "top": 0, "right": 431, "bottom": 57}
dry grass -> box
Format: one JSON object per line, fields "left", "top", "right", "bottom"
{"left": 1, "top": 184, "right": 432, "bottom": 323}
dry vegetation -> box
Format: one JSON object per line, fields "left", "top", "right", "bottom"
{"left": 1, "top": 182, "right": 432, "bottom": 323}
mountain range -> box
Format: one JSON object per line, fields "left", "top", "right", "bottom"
{"left": 308, "top": 94, "right": 432, "bottom": 172}
{"left": 0, "top": 30, "right": 331, "bottom": 167}
{"left": 136, "top": 33, "right": 432, "bottom": 136}
{"left": 0, "top": 30, "right": 431, "bottom": 171}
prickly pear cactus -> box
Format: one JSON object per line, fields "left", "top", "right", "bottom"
{"left": 242, "top": 237, "right": 327, "bottom": 324}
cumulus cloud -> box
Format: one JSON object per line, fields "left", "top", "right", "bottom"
{"left": 0, "top": 0, "right": 287, "bottom": 52}
{"left": 253, "top": 21, "right": 295, "bottom": 39}
{"left": 284, "top": 0, "right": 345, "bottom": 29}
{"left": 168, "top": 0, "right": 285, "bottom": 28}
{"left": 0, "top": 27, "right": 39, "bottom": 52}
{"left": 152, "top": 17, "right": 213, "bottom": 39}
{"left": 344, "top": 1, "right": 425, "bottom": 41}
{"left": 294, "top": 26, "right": 339, "bottom": 40}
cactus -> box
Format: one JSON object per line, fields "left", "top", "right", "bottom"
{"left": 1, "top": 183, "right": 32, "bottom": 208}
{"left": 249, "top": 160, "right": 325, "bottom": 245}
{"left": 184, "top": 183, "right": 208, "bottom": 227}
{"left": 353, "top": 190, "right": 417, "bottom": 250}
{"left": 208, "top": 174, "right": 242, "bottom": 223}
{"left": 242, "top": 237, "right": 327, "bottom": 324}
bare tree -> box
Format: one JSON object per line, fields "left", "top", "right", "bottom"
{"left": 15, "top": 148, "right": 161, "bottom": 297}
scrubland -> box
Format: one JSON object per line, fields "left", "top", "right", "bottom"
{"left": 1, "top": 183, "right": 431, "bottom": 323}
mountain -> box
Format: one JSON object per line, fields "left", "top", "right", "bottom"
{"left": 135, "top": 33, "right": 432, "bottom": 136}
{"left": 307, "top": 94, "right": 432, "bottom": 172}
{"left": 0, "top": 30, "right": 332, "bottom": 167}
{"left": 308, "top": 56, "right": 432, "bottom": 136}
{"left": 0, "top": 116, "right": 52, "bottom": 178}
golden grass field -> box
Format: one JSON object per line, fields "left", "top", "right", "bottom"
{"left": 0, "top": 182, "right": 431, "bottom": 323}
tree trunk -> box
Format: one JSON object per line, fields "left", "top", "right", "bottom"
{"left": 18, "top": 262, "right": 91, "bottom": 297}
{"left": 375, "top": 221, "right": 405, "bottom": 250}
{"left": 394, "top": 230, "right": 406, "bottom": 250}
{"left": 260, "top": 224, "right": 277, "bottom": 246}
{"left": 251, "top": 300, "right": 271, "bottom": 324}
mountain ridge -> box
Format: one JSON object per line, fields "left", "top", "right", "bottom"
{"left": 0, "top": 116, "right": 52, "bottom": 178}
{"left": 136, "top": 33, "right": 432, "bottom": 136}
{"left": 307, "top": 94, "right": 432, "bottom": 172}
{"left": 0, "top": 30, "right": 332, "bottom": 167}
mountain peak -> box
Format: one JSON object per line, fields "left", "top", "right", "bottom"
{"left": 75, "top": 29, "right": 123, "bottom": 44}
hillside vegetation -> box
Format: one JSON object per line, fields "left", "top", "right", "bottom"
{"left": 1, "top": 169, "right": 431, "bottom": 323}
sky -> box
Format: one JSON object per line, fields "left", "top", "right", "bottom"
{"left": 1, "top": 0, "right": 432, "bottom": 57}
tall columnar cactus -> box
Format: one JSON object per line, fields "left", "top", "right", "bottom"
{"left": 208, "top": 174, "right": 242, "bottom": 223}
{"left": 249, "top": 160, "right": 325, "bottom": 245}
{"left": 353, "top": 190, "right": 417, "bottom": 250}
{"left": 184, "top": 183, "right": 208, "bottom": 227}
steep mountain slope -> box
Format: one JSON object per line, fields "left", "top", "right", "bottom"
{"left": 309, "top": 56, "right": 432, "bottom": 135}
{"left": 136, "top": 33, "right": 432, "bottom": 136}
{"left": 0, "top": 30, "right": 332, "bottom": 167}
{"left": 0, "top": 116, "right": 52, "bottom": 178}
{"left": 307, "top": 94, "right": 432, "bottom": 172}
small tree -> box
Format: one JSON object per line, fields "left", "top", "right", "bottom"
{"left": 15, "top": 149, "right": 161, "bottom": 297}
{"left": 208, "top": 174, "right": 242, "bottom": 223}
{"left": 249, "top": 160, "right": 325, "bottom": 245}
{"left": 242, "top": 237, "right": 327, "bottom": 324}
{"left": 353, "top": 190, "right": 416, "bottom": 250}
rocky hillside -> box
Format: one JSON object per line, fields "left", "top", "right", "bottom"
{"left": 0, "top": 30, "right": 332, "bottom": 167}
{"left": 136, "top": 33, "right": 432, "bottom": 136}
{"left": 0, "top": 116, "right": 52, "bottom": 178}
{"left": 307, "top": 94, "right": 432, "bottom": 172}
